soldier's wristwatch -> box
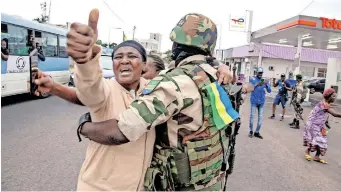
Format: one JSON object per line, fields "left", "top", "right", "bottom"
{"left": 77, "top": 112, "right": 92, "bottom": 142}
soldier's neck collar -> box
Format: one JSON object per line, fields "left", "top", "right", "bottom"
{"left": 177, "top": 55, "right": 206, "bottom": 67}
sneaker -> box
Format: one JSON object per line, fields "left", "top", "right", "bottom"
{"left": 269, "top": 114, "right": 275, "bottom": 119}
{"left": 254, "top": 132, "right": 263, "bottom": 139}
{"left": 280, "top": 116, "right": 284, "bottom": 121}
{"left": 248, "top": 131, "right": 253, "bottom": 138}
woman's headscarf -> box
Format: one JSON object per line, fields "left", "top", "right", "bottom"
{"left": 323, "top": 88, "right": 335, "bottom": 99}
{"left": 112, "top": 40, "right": 147, "bottom": 62}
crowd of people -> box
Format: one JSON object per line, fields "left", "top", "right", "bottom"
{"left": 247, "top": 65, "right": 341, "bottom": 165}
{"left": 29, "top": 9, "right": 340, "bottom": 191}
{"left": 246, "top": 67, "right": 306, "bottom": 138}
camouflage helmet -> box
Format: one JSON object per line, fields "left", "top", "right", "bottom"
{"left": 169, "top": 13, "right": 217, "bottom": 55}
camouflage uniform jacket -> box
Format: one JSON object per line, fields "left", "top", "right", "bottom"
{"left": 295, "top": 81, "right": 304, "bottom": 103}
{"left": 118, "top": 54, "right": 218, "bottom": 148}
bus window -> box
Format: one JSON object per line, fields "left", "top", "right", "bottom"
{"left": 34, "top": 31, "right": 43, "bottom": 45}
{"left": 41, "top": 32, "right": 58, "bottom": 57}
{"left": 58, "top": 36, "right": 68, "bottom": 58}
{"left": 1, "top": 23, "right": 8, "bottom": 33}
{"left": 1, "top": 23, "right": 9, "bottom": 49}
{"left": 6, "top": 24, "right": 29, "bottom": 55}
{"left": 27, "top": 29, "right": 33, "bottom": 46}
{"left": 34, "top": 31, "right": 42, "bottom": 38}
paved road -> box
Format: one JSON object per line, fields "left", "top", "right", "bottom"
{"left": 1, "top": 94, "right": 341, "bottom": 191}
{"left": 1, "top": 94, "right": 88, "bottom": 191}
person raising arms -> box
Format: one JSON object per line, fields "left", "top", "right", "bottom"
{"left": 303, "top": 88, "right": 341, "bottom": 164}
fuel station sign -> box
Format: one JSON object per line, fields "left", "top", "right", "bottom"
{"left": 320, "top": 17, "right": 341, "bottom": 30}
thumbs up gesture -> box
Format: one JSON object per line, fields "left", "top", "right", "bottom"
{"left": 66, "top": 9, "right": 100, "bottom": 64}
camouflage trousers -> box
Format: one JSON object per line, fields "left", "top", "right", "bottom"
{"left": 292, "top": 100, "right": 304, "bottom": 120}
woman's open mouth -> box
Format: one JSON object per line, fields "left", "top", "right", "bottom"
{"left": 120, "top": 68, "right": 133, "bottom": 76}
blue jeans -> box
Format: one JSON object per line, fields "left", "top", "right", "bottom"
{"left": 249, "top": 103, "right": 264, "bottom": 133}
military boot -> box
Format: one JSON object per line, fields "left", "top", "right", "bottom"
{"left": 294, "top": 119, "right": 300, "bottom": 129}
{"left": 289, "top": 118, "right": 296, "bottom": 127}
{"left": 290, "top": 119, "right": 300, "bottom": 129}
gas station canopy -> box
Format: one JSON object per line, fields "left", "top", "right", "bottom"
{"left": 251, "top": 15, "right": 341, "bottom": 51}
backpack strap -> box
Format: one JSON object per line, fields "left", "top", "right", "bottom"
{"left": 177, "top": 55, "right": 218, "bottom": 83}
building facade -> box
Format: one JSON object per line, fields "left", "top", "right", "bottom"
{"left": 139, "top": 33, "right": 162, "bottom": 54}
{"left": 216, "top": 43, "right": 341, "bottom": 81}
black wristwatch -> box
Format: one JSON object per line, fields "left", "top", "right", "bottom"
{"left": 77, "top": 112, "right": 92, "bottom": 142}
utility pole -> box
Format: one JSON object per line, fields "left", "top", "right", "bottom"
{"left": 218, "top": 24, "right": 222, "bottom": 50}
{"left": 132, "top": 26, "right": 136, "bottom": 40}
{"left": 48, "top": 0, "right": 51, "bottom": 23}
{"left": 108, "top": 28, "right": 111, "bottom": 46}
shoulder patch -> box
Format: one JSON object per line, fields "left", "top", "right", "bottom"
{"left": 141, "top": 76, "right": 164, "bottom": 95}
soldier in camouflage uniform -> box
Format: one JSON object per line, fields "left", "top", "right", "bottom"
{"left": 73, "top": 11, "right": 253, "bottom": 191}
{"left": 289, "top": 74, "right": 306, "bottom": 129}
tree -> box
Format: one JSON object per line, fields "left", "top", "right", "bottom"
{"left": 33, "top": 15, "right": 49, "bottom": 23}
{"left": 109, "top": 42, "right": 117, "bottom": 48}
{"left": 95, "top": 40, "right": 116, "bottom": 48}
{"left": 96, "top": 40, "right": 103, "bottom": 45}
{"left": 150, "top": 50, "right": 157, "bottom": 55}
{"left": 163, "top": 49, "right": 172, "bottom": 62}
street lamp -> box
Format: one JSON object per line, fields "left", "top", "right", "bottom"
{"left": 216, "top": 23, "right": 223, "bottom": 61}
{"left": 217, "top": 24, "right": 222, "bottom": 50}
{"left": 108, "top": 27, "right": 122, "bottom": 47}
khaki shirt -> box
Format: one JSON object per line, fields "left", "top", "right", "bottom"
{"left": 118, "top": 55, "right": 218, "bottom": 148}
{"left": 74, "top": 47, "right": 155, "bottom": 191}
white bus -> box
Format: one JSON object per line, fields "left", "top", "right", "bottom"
{"left": 1, "top": 13, "right": 71, "bottom": 98}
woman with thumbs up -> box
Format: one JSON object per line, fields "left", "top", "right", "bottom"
{"left": 35, "top": 37, "right": 153, "bottom": 190}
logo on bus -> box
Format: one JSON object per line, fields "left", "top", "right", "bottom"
{"left": 16, "top": 57, "right": 26, "bottom": 70}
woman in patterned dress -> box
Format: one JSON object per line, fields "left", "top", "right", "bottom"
{"left": 303, "top": 88, "right": 341, "bottom": 164}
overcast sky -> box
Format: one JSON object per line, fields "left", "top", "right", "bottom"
{"left": 2, "top": 0, "right": 341, "bottom": 52}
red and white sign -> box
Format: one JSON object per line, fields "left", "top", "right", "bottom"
{"left": 320, "top": 17, "right": 341, "bottom": 30}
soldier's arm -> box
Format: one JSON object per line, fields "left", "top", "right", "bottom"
{"left": 74, "top": 45, "right": 111, "bottom": 110}
{"left": 81, "top": 119, "right": 129, "bottom": 145}
{"left": 80, "top": 76, "right": 184, "bottom": 144}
